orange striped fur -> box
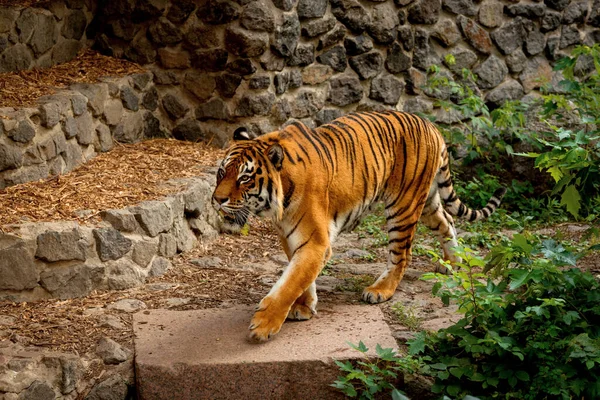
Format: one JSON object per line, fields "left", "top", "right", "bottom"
{"left": 212, "top": 111, "right": 505, "bottom": 342}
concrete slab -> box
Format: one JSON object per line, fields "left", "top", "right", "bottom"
{"left": 134, "top": 305, "right": 397, "bottom": 400}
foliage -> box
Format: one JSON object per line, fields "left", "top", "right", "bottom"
{"left": 356, "top": 205, "right": 389, "bottom": 248}
{"left": 409, "top": 239, "right": 600, "bottom": 399}
{"left": 332, "top": 341, "right": 419, "bottom": 400}
{"left": 391, "top": 303, "right": 423, "bottom": 331}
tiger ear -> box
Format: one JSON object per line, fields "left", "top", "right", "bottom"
{"left": 233, "top": 127, "right": 255, "bottom": 141}
{"left": 267, "top": 144, "right": 284, "bottom": 171}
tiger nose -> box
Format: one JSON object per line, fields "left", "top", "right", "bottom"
{"left": 213, "top": 194, "right": 228, "bottom": 205}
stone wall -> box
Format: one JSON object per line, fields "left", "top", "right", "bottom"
{"left": 0, "top": 0, "right": 96, "bottom": 73}
{"left": 0, "top": 176, "right": 220, "bottom": 302}
{"left": 92, "top": 0, "right": 600, "bottom": 142}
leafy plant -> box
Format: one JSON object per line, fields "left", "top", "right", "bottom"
{"left": 409, "top": 239, "right": 600, "bottom": 399}
{"left": 391, "top": 303, "right": 423, "bottom": 331}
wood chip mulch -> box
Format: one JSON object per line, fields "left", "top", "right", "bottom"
{"left": 0, "top": 50, "right": 146, "bottom": 109}
{"left": 0, "top": 139, "right": 225, "bottom": 229}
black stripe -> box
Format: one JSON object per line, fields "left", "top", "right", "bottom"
{"left": 283, "top": 180, "right": 295, "bottom": 209}
{"left": 293, "top": 230, "right": 316, "bottom": 256}
{"left": 286, "top": 212, "right": 306, "bottom": 239}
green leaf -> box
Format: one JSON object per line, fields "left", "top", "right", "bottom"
{"left": 561, "top": 184, "right": 582, "bottom": 217}
{"left": 509, "top": 269, "right": 530, "bottom": 291}
{"left": 586, "top": 360, "right": 595, "bottom": 370}
{"left": 408, "top": 333, "right": 426, "bottom": 355}
{"left": 349, "top": 341, "right": 369, "bottom": 353}
{"left": 515, "top": 370, "right": 530, "bottom": 381}
{"left": 391, "top": 389, "right": 410, "bottom": 400}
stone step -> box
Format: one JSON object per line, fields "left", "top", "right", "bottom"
{"left": 134, "top": 304, "right": 397, "bottom": 400}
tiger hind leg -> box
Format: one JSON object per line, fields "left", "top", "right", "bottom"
{"left": 287, "top": 282, "right": 317, "bottom": 320}
{"left": 420, "top": 192, "right": 460, "bottom": 274}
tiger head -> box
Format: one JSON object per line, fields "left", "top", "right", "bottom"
{"left": 212, "top": 127, "right": 285, "bottom": 232}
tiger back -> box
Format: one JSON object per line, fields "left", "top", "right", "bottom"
{"left": 212, "top": 110, "right": 505, "bottom": 342}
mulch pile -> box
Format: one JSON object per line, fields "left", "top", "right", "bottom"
{"left": 0, "top": 50, "right": 145, "bottom": 109}
{"left": 0, "top": 139, "right": 225, "bottom": 228}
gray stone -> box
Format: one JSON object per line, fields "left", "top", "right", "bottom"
{"left": 546, "top": 36, "right": 562, "bottom": 60}
{"left": 227, "top": 58, "right": 257, "bottom": 75}
{"left": 349, "top": 51, "right": 384, "bottom": 80}
{"left": 367, "top": 3, "right": 399, "bottom": 44}
{"left": 562, "top": 1, "right": 588, "bottom": 24}
{"left": 544, "top": 0, "right": 570, "bottom": 11}
{"left": 129, "top": 201, "right": 174, "bottom": 237}
{"left": 20, "top": 9, "right": 57, "bottom": 57}
{"left": 0, "top": 143, "right": 23, "bottom": 170}
{"left": 215, "top": 73, "right": 242, "bottom": 98}
{"left": 474, "top": 55, "right": 508, "bottom": 89}
{"left": 184, "top": 22, "right": 220, "bottom": 49}
{"left": 62, "top": 10, "right": 86, "bottom": 40}
{"left": 18, "top": 381, "right": 55, "bottom": 400}
{"left": 520, "top": 56, "right": 552, "bottom": 93}
{"left": 413, "top": 29, "right": 440, "bottom": 70}
{"left": 101, "top": 209, "right": 139, "bottom": 232}
{"left": 478, "top": 1, "right": 503, "bottom": 28}
{"left": 432, "top": 18, "right": 461, "bottom": 47}
{"left": 301, "top": 17, "right": 336, "bottom": 37}
{"left": 52, "top": 39, "right": 82, "bottom": 65}
{"left": 36, "top": 228, "right": 87, "bottom": 262}
{"left": 95, "top": 124, "right": 113, "bottom": 153}
{"left": 113, "top": 113, "right": 144, "bottom": 144}
{"left": 385, "top": 42, "right": 412, "bottom": 73}
{"left": 120, "top": 86, "right": 139, "bottom": 111}
{"left": 0, "top": 235, "right": 37, "bottom": 291}
{"left": 39, "top": 264, "right": 104, "bottom": 299}
{"left": 149, "top": 257, "right": 172, "bottom": 277}
{"left": 62, "top": 139, "right": 84, "bottom": 172}
{"left": 560, "top": 25, "right": 582, "bottom": 48}
{"left": 298, "top": 0, "right": 328, "bottom": 18}
{"left": 173, "top": 217, "right": 196, "bottom": 253}
{"left": 195, "top": 98, "right": 231, "bottom": 121}
{"left": 525, "top": 29, "right": 546, "bottom": 55}
{"left": 108, "top": 298, "right": 147, "bottom": 313}
{"left": 445, "top": 47, "right": 477, "bottom": 73}
{"left": 173, "top": 119, "right": 205, "bottom": 142}
{"left": 148, "top": 17, "right": 182, "bottom": 46}
{"left": 162, "top": 93, "right": 189, "bottom": 120}
{"left": 541, "top": 11, "right": 562, "bottom": 32}
{"left": 0, "top": 44, "right": 32, "bottom": 73}
{"left": 224, "top": 27, "right": 268, "bottom": 57}
{"left": 485, "top": 79, "right": 525, "bottom": 107}
{"left": 402, "top": 97, "right": 434, "bottom": 114}
{"left": 241, "top": 1, "right": 275, "bottom": 32}
{"left": 106, "top": 259, "right": 145, "bottom": 290}
{"left": 142, "top": 86, "right": 159, "bottom": 111}
{"left": 183, "top": 72, "right": 215, "bottom": 101}
{"left": 328, "top": 75, "right": 363, "bottom": 106}
{"left": 457, "top": 15, "right": 493, "bottom": 54}
{"left": 249, "top": 75, "right": 271, "bottom": 90}
{"left": 197, "top": 0, "right": 240, "bottom": 24}
{"left": 301, "top": 64, "right": 333, "bottom": 85}
{"left": 490, "top": 18, "right": 527, "bottom": 55}
{"left": 317, "top": 24, "right": 346, "bottom": 50}
{"left": 506, "top": 48, "right": 528, "bottom": 73}
{"left": 96, "top": 337, "right": 130, "bottom": 365}
{"left": 330, "top": 0, "right": 370, "bottom": 33}
{"left": 132, "top": 73, "right": 152, "bottom": 91}
{"left": 316, "top": 45, "right": 348, "bottom": 72}
{"left": 132, "top": 240, "right": 157, "bottom": 268}
{"left": 190, "top": 256, "right": 223, "bottom": 268}
{"left": 272, "top": 98, "right": 292, "bottom": 122}
{"left": 158, "top": 233, "right": 178, "bottom": 257}
{"left": 7, "top": 120, "right": 36, "bottom": 144}
{"left": 190, "top": 49, "right": 228, "bottom": 72}
{"left": 104, "top": 99, "right": 124, "bottom": 126}
{"left": 93, "top": 228, "right": 132, "bottom": 262}
{"left": 125, "top": 35, "right": 158, "bottom": 64}
{"left": 235, "top": 92, "right": 275, "bottom": 116}
{"left": 260, "top": 53, "right": 286, "bottom": 71}
{"left": 407, "top": 0, "right": 441, "bottom": 24}
{"left": 0, "top": 9, "right": 18, "bottom": 34}
{"left": 85, "top": 375, "right": 128, "bottom": 400}
{"left": 344, "top": 35, "right": 373, "bottom": 56}
{"left": 443, "top": 0, "right": 476, "bottom": 15}
{"left": 143, "top": 112, "right": 165, "bottom": 139}
{"left": 288, "top": 44, "right": 315, "bottom": 66}
{"left": 589, "top": 0, "right": 600, "bottom": 27}
{"left": 315, "top": 108, "right": 344, "bottom": 126}
{"left": 272, "top": 0, "right": 297, "bottom": 11}
{"left": 71, "top": 93, "right": 88, "bottom": 116}
{"left": 272, "top": 13, "right": 300, "bottom": 57}
{"left": 291, "top": 90, "right": 325, "bottom": 118}
{"left": 71, "top": 83, "right": 108, "bottom": 117}
{"left": 39, "top": 102, "right": 61, "bottom": 129}
{"left": 75, "top": 113, "right": 94, "bottom": 145}
{"left": 370, "top": 74, "right": 404, "bottom": 105}
{"left": 505, "top": 4, "right": 546, "bottom": 18}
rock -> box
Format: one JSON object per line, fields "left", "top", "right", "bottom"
{"left": 317, "top": 24, "right": 346, "bottom": 50}
{"left": 0, "top": 236, "right": 37, "bottom": 291}
{"left": 0, "top": 44, "right": 32, "bottom": 73}
{"left": 149, "top": 257, "right": 171, "bottom": 277}
{"left": 405, "top": 68, "right": 427, "bottom": 95}
{"left": 519, "top": 56, "right": 552, "bottom": 92}
{"left": 39, "top": 263, "right": 104, "bottom": 299}
{"left": 172, "top": 216, "right": 196, "bottom": 253}
{"left": 272, "top": 0, "right": 296, "bottom": 10}
{"left": 474, "top": 55, "right": 508, "bottom": 89}
{"left": 227, "top": 59, "right": 257, "bottom": 76}
{"left": 560, "top": 24, "right": 582, "bottom": 48}
{"left": 101, "top": 209, "right": 139, "bottom": 232}
{"left": 215, "top": 73, "right": 243, "bottom": 98}
{"left": 195, "top": 98, "right": 231, "bottom": 121}
{"left": 444, "top": 47, "right": 477, "bottom": 73}
{"left": 158, "top": 233, "right": 178, "bottom": 257}
{"left": 367, "top": 3, "right": 399, "bottom": 44}
{"left": 478, "top": 0, "right": 503, "bottom": 28}
{"left": 297, "top": 0, "right": 328, "bottom": 18}
{"left": 148, "top": 17, "right": 182, "bottom": 46}
{"left": 407, "top": 0, "right": 441, "bottom": 24}
{"left": 71, "top": 83, "right": 109, "bottom": 118}
{"left": 71, "top": 93, "right": 88, "bottom": 116}
{"left": 93, "top": 228, "right": 132, "bottom": 262}
{"left": 190, "top": 49, "right": 228, "bottom": 72}
{"left": 589, "top": 0, "right": 600, "bottom": 27}
{"left": 485, "top": 79, "right": 524, "bottom": 107}
{"left": 301, "top": 17, "right": 336, "bottom": 38}
{"left": 330, "top": 0, "right": 370, "bottom": 33}
{"left": 443, "top": 0, "right": 476, "bottom": 16}
{"left": 75, "top": 113, "right": 94, "bottom": 146}
{"left": 120, "top": 86, "right": 139, "bottom": 111}
{"left": 291, "top": 90, "right": 325, "bottom": 118}
{"left": 99, "top": 314, "right": 127, "bottom": 330}
{"left": 39, "top": 102, "right": 61, "bottom": 129}
{"left": 432, "top": 18, "right": 461, "bottom": 47}
{"left": 103, "top": 99, "right": 123, "bottom": 126}
{"left": 412, "top": 29, "right": 439, "bottom": 70}
{"left": 457, "top": 15, "right": 493, "bottom": 54}
{"left": 272, "top": 13, "right": 300, "bottom": 57}
{"left": 197, "top": 0, "right": 240, "bottom": 24}
{"left": 162, "top": 93, "right": 189, "bottom": 120}
{"left": 402, "top": 97, "right": 434, "bottom": 114}
{"left": 174, "top": 119, "right": 205, "bottom": 142}
{"left": 158, "top": 47, "right": 191, "bottom": 69}
{"left": 129, "top": 201, "right": 174, "bottom": 237}
{"left": 525, "top": 29, "right": 546, "bottom": 56}
{"left": 505, "top": 49, "right": 528, "bottom": 73}
{"left": 0, "top": 143, "right": 23, "bottom": 170}
{"left": 113, "top": 113, "right": 144, "bottom": 144}
{"left": 183, "top": 72, "right": 215, "bottom": 101}
{"left": 316, "top": 45, "right": 347, "bottom": 72}
{"left": 36, "top": 228, "right": 87, "bottom": 262}
{"left": 240, "top": 1, "right": 275, "bottom": 32}
{"left": 131, "top": 239, "right": 157, "bottom": 268}
{"left": 85, "top": 374, "right": 128, "bottom": 400}
{"left": 315, "top": 108, "right": 344, "bottom": 126}
{"left": 344, "top": 35, "right": 373, "bottom": 56}
{"left": 490, "top": 18, "right": 527, "bottom": 55}
{"left": 190, "top": 256, "right": 223, "bottom": 268}
{"left": 541, "top": 11, "right": 561, "bottom": 32}
{"left": 167, "top": 0, "right": 197, "bottom": 23}
{"left": 349, "top": 51, "right": 383, "bottom": 80}
{"left": 301, "top": 65, "right": 333, "bottom": 85}
{"left": 224, "top": 26, "right": 268, "bottom": 57}
{"left": 7, "top": 120, "right": 35, "bottom": 144}
{"left": 108, "top": 298, "right": 147, "bottom": 313}
{"left": 370, "top": 74, "right": 404, "bottom": 105}
{"left": 96, "top": 337, "right": 130, "bottom": 365}
{"left": 18, "top": 381, "right": 56, "bottom": 400}
{"left": 544, "top": 0, "right": 570, "bottom": 11}
{"left": 20, "top": 9, "right": 57, "bottom": 57}
{"left": 328, "top": 75, "right": 363, "bottom": 106}
{"left": 165, "top": 298, "right": 191, "bottom": 307}
{"left": 385, "top": 42, "right": 412, "bottom": 73}
{"left": 235, "top": 92, "right": 275, "bottom": 116}
{"left": 562, "top": 1, "right": 588, "bottom": 24}
{"left": 143, "top": 112, "right": 165, "bottom": 139}
{"left": 107, "top": 259, "right": 145, "bottom": 290}
{"left": 288, "top": 44, "right": 315, "bottom": 66}
{"left": 504, "top": 4, "right": 546, "bottom": 18}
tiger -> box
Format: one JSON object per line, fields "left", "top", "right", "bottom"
{"left": 212, "top": 110, "right": 506, "bottom": 342}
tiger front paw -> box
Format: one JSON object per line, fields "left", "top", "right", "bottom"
{"left": 361, "top": 285, "right": 395, "bottom": 304}
{"left": 287, "top": 302, "right": 316, "bottom": 321}
{"left": 248, "top": 297, "right": 288, "bottom": 343}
